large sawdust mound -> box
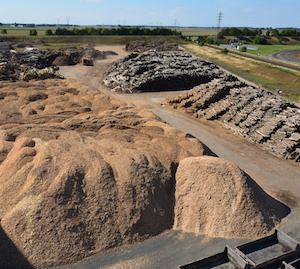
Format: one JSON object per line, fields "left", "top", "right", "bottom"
{"left": 174, "top": 156, "right": 289, "bottom": 239}
{"left": 0, "top": 78, "right": 205, "bottom": 268}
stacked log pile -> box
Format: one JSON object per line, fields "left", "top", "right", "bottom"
{"left": 19, "top": 67, "right": 64, "bottom": 81}
{"left": 0, "top": 61, "right": 17, "bottom": 81}
{"left": 166, "top": 77, "right": 300, "bottom": 161}
{"left": 0, "top": 44, "right": 117, "bottom": 81}
{"left": 104, "top": 50, "right": 225, "bottom": 93}
{"left": 125, "top": 40, "right": 181, "bottom": 53}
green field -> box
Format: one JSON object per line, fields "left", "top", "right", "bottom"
{"left": 247, "top": 45, "right": 300, "bottom": 56}
{"left": 0, "top": 26, "right": 53, "bottom": 36}
{"left": 179, "top": 28, "right": 217, "bottom": 36}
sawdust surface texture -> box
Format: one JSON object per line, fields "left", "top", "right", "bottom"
{"left": 0, "top": 78, "right": 205, "bottom": 268}
{"left": 174, "top": 156, "right": 289, "bottom": 239}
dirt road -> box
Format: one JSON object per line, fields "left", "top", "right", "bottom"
{"left": 58, "top": 45, "right": 300, "bottom": 269}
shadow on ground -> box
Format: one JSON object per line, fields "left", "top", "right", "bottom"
{"left": 0, "top": 225, "right": 33, "bottom": 269}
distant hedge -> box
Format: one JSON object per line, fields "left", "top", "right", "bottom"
{"left": 53, "top": 26, "right": 182, "bottom": 36}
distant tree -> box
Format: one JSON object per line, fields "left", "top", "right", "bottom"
{"left": 118, "top": 26, "right": 129, "bottom": 35}
{"left": 257, "top": 29, "right": 263, "bottom": 36}
{"left": 229, "top": 27, "right": 243, "bottom": 36}
{"left": 204, "top": 37, "right": 214, "bottom": 44}
{"left": 196, "top": 36, "right": 207, "bottom": 45}
{"left": 266, "top": 30, "right": 270, "bottom": 36}
{"left": 242, "top": 27, "right": 250, "bottom": 36}
{"left": 129, "top": 27, "right": 143, "bottom": 35}
{"left": 221, "top": 48, "right": 229, "bottom": 54}
{"left": 55, "top": 27, "right": 73, "bottom": 35}
{"left": 72, "top": 28, "right": 80, "bottom": 35}
{"left": 281, "top": 28, "right": 297, "bottom": 36}
{"left": 29, "top": 29, "right": 37, "bottom": 36}
{"left": 271, "top": 29, "right": 280, "bottom": 36}
{"left": 142, "top": 28, "right": 151, "bottom": 35}
{"left": 101, "top": 28, "right": 110, "bottom": 35}
{"left": 253, "top": 36, "right": 268, "bottom": 45}
{"left": 1, "top": 29, "right": 7, "bottom": 34}
{"left": 87, "top": 27, "right": 97, "bottom": 35}
{"left": 45, "top": 29, "right": 53, "bottom": 35}
{"left": 218, "top": 28, "right": 230, "bottom": 37}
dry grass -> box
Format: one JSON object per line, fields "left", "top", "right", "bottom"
{"left": 184, "top": 44, "right": 300, "bottom": 102}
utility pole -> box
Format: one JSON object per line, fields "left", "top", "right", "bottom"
{"left": 66, "top": 16, "right": 70, "bottom": 27}
{"left": 216, "top": 11, "right": 223, "bottom": 41}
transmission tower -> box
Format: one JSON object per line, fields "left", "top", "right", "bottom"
{"left": 216, "top": 12, "right": 223, "bottom": 41}
{"left": 66, "top": 16, "right": 70, "bottom": 27}
{"left": 217, "top": 12, "right": 223, "bottom": 29}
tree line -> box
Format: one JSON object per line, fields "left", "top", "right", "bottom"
{"left": 45, "top": 27, "right": 182, "bottom": 36}
{"left": 218, "top": 27, "right": 300, "bottom": 38}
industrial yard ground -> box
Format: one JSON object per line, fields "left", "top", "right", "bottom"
{"left": 1, "top": 37, "right": 300, "bottom": 268}
{"left": 54, "top": 45, "right": 300, "bottom": 268}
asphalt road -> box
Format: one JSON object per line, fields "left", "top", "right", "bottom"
{"left": 271, "top": 50, "right": 300, "bottom": 63}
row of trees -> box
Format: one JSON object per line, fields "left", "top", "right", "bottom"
{"left": 196, "top": 35, "right": 270, "bottom": 46}
{"left": 218, "top": 27, "right": 263, "bottom": 37}
{"left": 270, "top": 28, "right": 299, "bottom": 37}
{"left": 218, "top": 27, "right": 300, "bottom": 38}
{"left": 1, "top": 29, "right": 37, "bottom": 35}
{"left": 45, "top": 27, "right": 182, "bottom": 36}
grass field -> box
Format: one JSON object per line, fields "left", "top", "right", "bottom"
{"left": 0, "top": 27, "right": 53, "bottom": 36}
{"left": 183, "top": 43, "right": 300, "bottom": 102}
{"left": 179, "top": 28, "right": 217, "bottom": 36}
{"left": 247, "top": 45, "right": 300, "bottom": 56}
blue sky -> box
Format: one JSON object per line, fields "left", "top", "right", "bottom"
{"left": 1, "top": 0, "right": 298, "bottom": 28}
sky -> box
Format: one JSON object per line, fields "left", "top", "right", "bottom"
{"left": 1, "top": 0, "right": 298, "bottom": 28}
